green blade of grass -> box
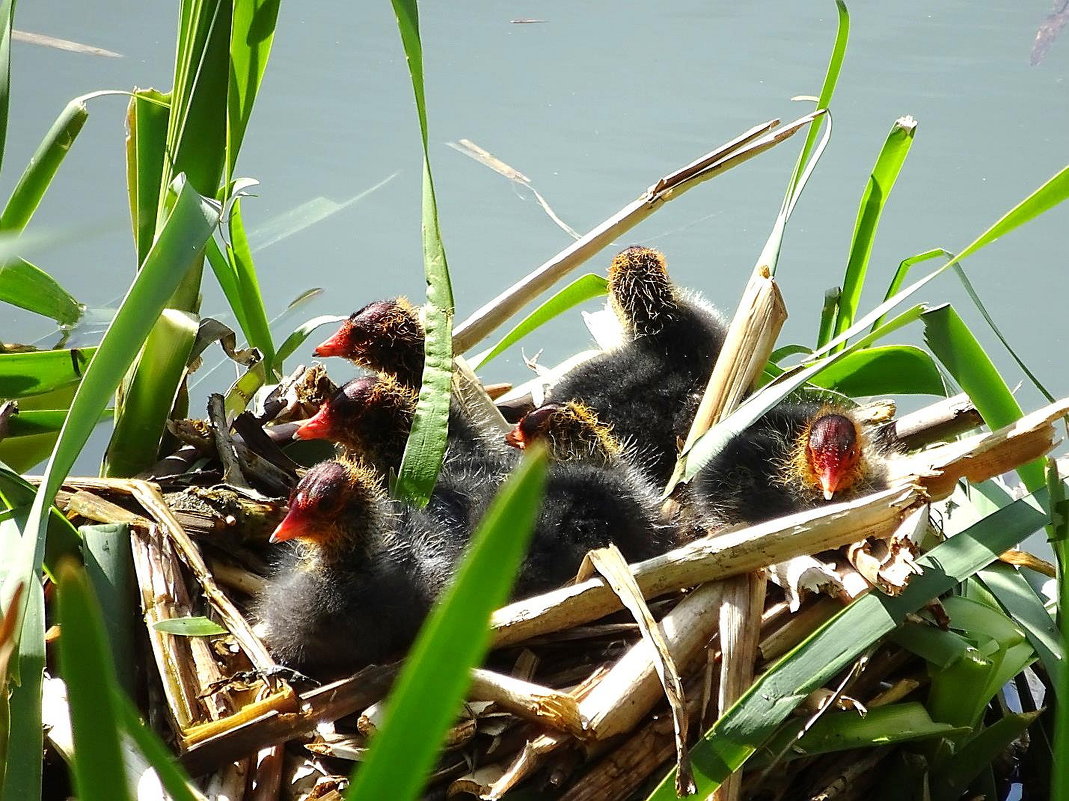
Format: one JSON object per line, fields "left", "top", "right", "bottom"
{"left": 125, "top": 90, "right": 170, "bottom": 265}
{"left": 825, "top": 116, "right": 916, "bottom": 347}
{"left": 0, "top": 257, "right": 82, "bottom": 325}
{"left": 781, "top": 0, "right": 848, "bottom": 204}
{"left": 0, "top": 348, "right": 95, "bottom": 399}
{"left": 103, "top": 308, "right": 199, "bottom": 477}
{"left": 469, "top": 273, "right": 608, "bottom": 369}
{"left": 0, "top": 462, "right": 81, "bottom": 576}
{"left": 226, "top": 0, "right": 280, "bottom": 186}
{"left": 55, "top": 560, "right": 133, "bottom": 801}
{"left": 872, "top": 249, "right": 951, "bottom": 331}
{"left": 223, "top": 198, "right": 275, "bottom": 371}
{"left": 0, "top": 97, "right": 89, "bottom": 232}
{"left": 0, "top": 577, "right": 43, "bottom": 801}
{"left": 921, "top": 304, "right": 1041, "bottom": 492}
{"left": 348, "top": 446, "right": 548, "bottom": 801}
{"left": 390, "top": 0, "right": 455, "bottom": 506}
{"left": 750, "top": 703, "right": 967, "bottom": 766}
{"left": 646, "top": 487, "right": 1054, "bottom": 798}
{"left": 80, "top": 524, "right": 136, "bottom": 695}
{"left": 4, "top": 408, "right": 112, "bottom": 438}
{"left": 0, "top": 0, "right": 13, "bottom": 176}
{"left": 810, "top": 344, "right": 947, "bottom": 397}
{"left": 275, "top": 314, "right": 346, "bottom": 365}
{"left": 0, "top": 174, "right": 218, "bottom": 697}
{"left": 977, "top": 563, "right": 1061, "bottom": 699}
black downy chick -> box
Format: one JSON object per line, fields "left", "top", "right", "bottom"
{"left": 256, "top": 458, "right": 445, "bottom": 678}
{"left": 505, "top": 401, "right": 679, "bottom": 595}
{"left": 692, "top": 401, "right": 899, "bottom": 530}
{"left": 546, "top": 246, "right": 727, "bottom": 485}
{"left": 312, "top": 298, "right": 511, "bottom": 464}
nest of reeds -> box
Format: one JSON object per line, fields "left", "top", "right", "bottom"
{"left": 35, "top": 263, "right": 1068, "bottom": 800}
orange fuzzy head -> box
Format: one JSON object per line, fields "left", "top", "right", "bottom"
{"left": 796, "top": 412, "right": 864, "bottom": 501}
{"left": 606, "top": 246, "right": 676, "bottom": 336}
{"left": 270, "top": 459, "right": 384, "bottom": 555}
{"left": 506, "top": 402, "right": 618, "bottom": 463}
{"left": 313, "top": 298, "right": 425, "bottom": 383}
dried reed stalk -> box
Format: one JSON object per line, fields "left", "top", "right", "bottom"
{"left": 491, "top": 485, "right": 921, "bottom": 647}
{"left": 468, "top": 668, "right": 583, "bottom": 732}
{"left": 892, "top": 392, "right": 983, "bottom": 447}
{"left": 895, "top": 396, "right": 1069, "bottom": 500}
{"left": 452, "top": 113, "right": 822, "bottom": 353}
{"left": 580, "top": 546, "right": 695, "bottom": 793}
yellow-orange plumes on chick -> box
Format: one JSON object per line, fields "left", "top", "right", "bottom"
{"left": 788, "top": 409, "right": 866, "bottom": 501}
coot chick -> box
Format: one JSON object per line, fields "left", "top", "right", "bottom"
{"left": 256, "top": 458, "right": 443, "bottom": 677}
{"left": 546, "top": 246, "right": 727, "bottom": 484}
{"left": 506, "top": 401, "right": 678, "bottom": 594}
{"left": 692, "top": 402, "right": 898, "bottom": 529}
{"left": 314, "top": 297, "right": 425, "bottom": 386}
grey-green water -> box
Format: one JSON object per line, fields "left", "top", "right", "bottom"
{"left": 7, "top": 1, "right": 1069, "bottom": 471}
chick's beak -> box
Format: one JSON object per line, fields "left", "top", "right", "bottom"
{"left": 294, "top": 409, "right": 333, "bottom": 441}
{"left": 270, "top": 509, "right": 309, "bottom": 544}
{"left": 504, "top": 426, "right": 527, "bottom": 450}
{"left": 817, "top": 468, "right": 842, "bottom": 501}
{"left": 312, "top": 326, "right": 352, "bottom": 358}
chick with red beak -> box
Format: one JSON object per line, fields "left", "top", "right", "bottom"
{"left": 312, "top": 298, "right": 426, "bottom": 387}
{"left": 801, "top": 413, "right": 864, "bottom": 501}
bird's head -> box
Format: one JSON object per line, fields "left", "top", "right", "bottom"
{"left": 270, "top": 458, "right": 385, "bottom": 555}
{"left": 294, "top": 375, "right": 416, "bottom": 470}
{"left": 506, "top": 401, "right": 619, "bottom": 463}
{"left": 313, "top": 298, "right": 425, "bottom": 384}
{"left": 791, "top": 410, "right": 866, "bottom": 501}
{"left": 607, "top": 246, "right": 677, "bottom": 336}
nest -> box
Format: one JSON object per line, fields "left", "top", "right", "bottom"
{"left": 36, "top": 356, "right": 1068, "bottom": 800}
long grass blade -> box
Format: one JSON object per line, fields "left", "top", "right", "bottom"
{"left": 390, "top": 0, "right": 455, "bottom": 506}
{"left": 646, "top": 486, "right": 1054, "bottom": 798}
{"left": 226, "top": 0, "right": 280, "bottom": 186}
{"left": 0, "top": 97, "right": 89, "bottom": 231}
{"left": 921, "top": 304, "right": 1042, "bottom": 492}
{"left": 0, "top": 0, "right": 13, "bottom": 175}
{"left": 125, "top": 90, "right": 170, "bottom": 265}
{"left": 1, "top": 175, "right": 218, "bottom": 687}
{"left": 55, "top": 560, "right": 133, "bottom": 801}
{"left": 0, "top": 347, "right": 94, "bottom": 399}
{"left": 103, "top": 309, "right": 199, "bottom": 477}
{"left": 0, "top": 257, "right": 82, "bottom": 324}
{"left": 810, "top": 344, "right": 947, "bottom": 397}
{"left": 223, "top": 198, "right": 275, "bottom": 370}
{"left": 348, "top": 447, "right": 548, "bottom": 801}
{"left": 470, "top": 273, "right": 608, "bottom": 368}
{"left": 824, "top": 116, "right": 916, "bottom": 347}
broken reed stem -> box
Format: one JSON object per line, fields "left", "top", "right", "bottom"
{"left": 491, "top": 485, "right": 922, "bottom": 647}
{"left": 452, "top": 113, "right": 822, "bottom": 353}
{"left": 897, "top": 396, "right": 1069, "bottom": 500}
{"left": 681, "top": 265, "right": 788, "bottom": 456}
{"left": 468, "top": 668, "right": 583, "bottom": 732}
{"left": 714, "top": 572, "right": 767, "bottom": 801}
{"left": 581, "top": 545, "right": 696, "bottom": 794}
{"left": 129, "top": 524, "right": 202, "bottom": 731}
{"left": 892, "top": 392, "right": 983, "bottom": 447}
{"left": 576, "top": 580, "right": 723, "bottom": 741}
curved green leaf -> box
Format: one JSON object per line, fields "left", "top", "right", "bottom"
{"left": 0, "top": 258, "right": 82, "bottom": 324}
{"left": 56, "top": 561, "right": 133, "bottom": 801}
{"left": 470, "top": 273, "right": 608, "bottom": 369}
{"left": 391, "top": 0, "right": 454, "bottom": 507}
{"left": 826, "top": 116, "right": 916, "bottom": 347}
{"left": 811, "top": 344, "right": 947, "bottom": 397}
{"left": 0, "top": 348, "right": 94, "bottom": 400}
{"left": 0, "top": 98, "right": 89, "bottom": 232}
{"left": 350, "top": 447, "right": 548, "bottom": 801}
